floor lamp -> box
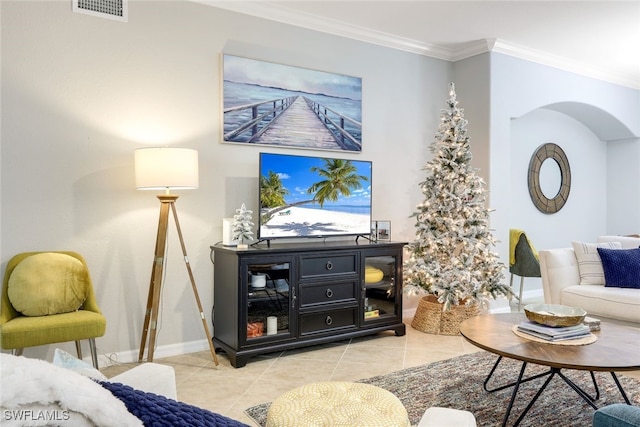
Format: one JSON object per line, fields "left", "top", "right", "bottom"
{"left": 135, "top": 147, "right": 218, "bottom": 365}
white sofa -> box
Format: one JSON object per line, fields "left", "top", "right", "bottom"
{"left": 539, "top": 235, "right": 640, "bottom": 324}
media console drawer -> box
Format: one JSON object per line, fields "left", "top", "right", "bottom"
{"left": 300, "top": 307, "right": 357, "bottom": 335}
{"left": 299, "top": 280, "right": 359, "bottom": 307}
{"left": 300, "top": 253, "right": 357, "bottom": 278}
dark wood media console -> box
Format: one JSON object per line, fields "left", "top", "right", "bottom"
{"left": 210, "top": 240, "right": 407, "bottom": 368}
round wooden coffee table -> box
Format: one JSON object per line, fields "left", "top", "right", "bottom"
{"left": 459, "top": 313, "right": 640, "bottom": 427}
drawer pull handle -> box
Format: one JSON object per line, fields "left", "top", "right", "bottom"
{"left": 325, "top": 261, "right": 333, "bottom": 271}
{"left": 325, "top": 289, "right": 334, "bottom": 298}
{"left": 325, "top": 316, "right": 333, "bottom": 326}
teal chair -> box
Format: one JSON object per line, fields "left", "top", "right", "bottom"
{"left": 593, "top": 404, "right": 640, "bottom": 427}
{"left": 509, "top": 229, "right": 541, "bottom": 310}
{"left": 1, "top": 251, "right": 106, "bottom": 368}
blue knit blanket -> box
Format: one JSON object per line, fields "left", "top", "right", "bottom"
{"left": 99, "top": 381, "right": 249, "bottom": 427}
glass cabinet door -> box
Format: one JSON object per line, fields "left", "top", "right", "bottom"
{"left": 243, "top": 258, "right": 294, "bottom": 344}
{"left": 363, "top": 254, "right": 399, "bottom": 323}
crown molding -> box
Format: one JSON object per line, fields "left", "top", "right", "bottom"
{"left": 197, "top": 0, "right": 453, "bottom": 59}
{"left": 448, "top": 39, "right": 495, "bottom": 62}
{"left": 490, "top": 39, "right": 638, "bottom": 89}
{"left": 197, "top": 1, "right": 639, "bottom": 89}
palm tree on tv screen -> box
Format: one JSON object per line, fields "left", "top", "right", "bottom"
{"left": 260, "top": 171, "right": 289, "bottom": 208}
{"left": 308, "top": 159, "right": 368, "bottom": 207}
{"left": 260, "top": 158, "right": 368, "bottom": 223}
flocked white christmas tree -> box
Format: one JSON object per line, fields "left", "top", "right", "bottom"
{"left": 404, "top": 83, "right": 511, "bottom": 310}
{"left": 232, "top": 203, "right": 254, "bottom": 247}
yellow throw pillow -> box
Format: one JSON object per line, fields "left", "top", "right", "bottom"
{"left": 8, "top": 253, "right": 89, "bottom": 316}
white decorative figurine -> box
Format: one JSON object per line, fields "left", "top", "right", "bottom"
{"left": 232, "top": 203, "right": 254, "bottom": 249}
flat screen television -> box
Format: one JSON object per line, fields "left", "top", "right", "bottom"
{"left": 258, "top": 152, "right": 372, "bottom": 241}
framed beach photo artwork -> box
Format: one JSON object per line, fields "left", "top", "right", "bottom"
{"left": 222, "top": 54, "right": 362, "bottom": 152}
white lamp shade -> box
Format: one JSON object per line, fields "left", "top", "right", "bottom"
{"left": 135, "top": 148, "right": 199, "bottom": 190}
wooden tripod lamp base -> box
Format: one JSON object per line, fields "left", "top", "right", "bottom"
{"left": 134, "top": 147, "right": 218, "bottom": 366}
{"left": 137, "top": 195, "right": 219, "bottom": 366}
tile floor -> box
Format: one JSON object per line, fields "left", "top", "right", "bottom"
{"left": 103, "top": 320, "right": 481, "bottom": 425}
{"left": 101, "top": 298, "right": 640, "bottom": 426}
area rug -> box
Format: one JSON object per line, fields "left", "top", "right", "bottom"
{"left": 245, "top": 351, "right": 640, "bottom": 427}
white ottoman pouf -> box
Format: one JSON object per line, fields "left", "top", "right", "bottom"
{"left": 417, "top": 407, "right": 477, "bottom": 427}
{"left": 266, "top": 381, "right": 410, "bottom": 427}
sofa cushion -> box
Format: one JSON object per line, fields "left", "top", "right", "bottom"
{"left": 597, "top": 235, "right": 640, "bottom": 249}
{"left": 597, "top": 247, "right": 640, "bottom": 289}
{"left": 110, "top": 362, "right": 177, "bottom": 401}
{"left": 7, "top": 253, "right": 89, "bottom": 316}
{"left": 571, "top": 241, "right": 622, "bottom": 285}
{"left": 560, "top": 285, "right": 640, "bottom": 323}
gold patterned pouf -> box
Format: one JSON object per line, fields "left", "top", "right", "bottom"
{"left": 265, "top": 381, "right": 410, "bottom": 427}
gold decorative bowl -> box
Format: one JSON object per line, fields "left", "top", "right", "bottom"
{"left": 524, "top": 303, "right": 587, "bottom": 327}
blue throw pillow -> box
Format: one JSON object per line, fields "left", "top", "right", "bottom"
{"left": 596, "top": 247, "right": 640, "bottom": 289}
{"left": 99, "top": 380, "right": 250, "bottom": 427}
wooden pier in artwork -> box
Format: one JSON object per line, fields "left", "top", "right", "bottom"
{"left": 223, "top": 95, "right": 362, "bottom": 151}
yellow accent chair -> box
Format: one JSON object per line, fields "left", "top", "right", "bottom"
{"left": 509, "top": 229, "right": 541, "bottom": 310}
{"left": 1, "top": 251, "right": 106, "bottom": 368}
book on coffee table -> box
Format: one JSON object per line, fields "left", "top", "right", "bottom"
{"left": 517, "top": 321, "right": 591, "bottom": 342}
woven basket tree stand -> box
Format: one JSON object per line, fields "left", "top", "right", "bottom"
{"left": 411, "top": 295, "right": 480, "bottom": 335}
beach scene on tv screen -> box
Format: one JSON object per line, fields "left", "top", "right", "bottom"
{"left": 259, "top": 154, "right": 372, "bottom": 238}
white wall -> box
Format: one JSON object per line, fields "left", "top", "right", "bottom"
{"left": 607, "top": 138, "right": 640, "bottom": 234}
{"left": 452, "top": 54, "right": 491, "bottom": 176}
{"left": 510, "top": 108, "right": 609, "bottom": 249}
{"left": 1, "top": 1, "right": 449, "bottom": 362}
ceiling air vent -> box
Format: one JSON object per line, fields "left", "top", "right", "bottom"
{"left": 73, "top": 0, "right": 128, "bottom": 22}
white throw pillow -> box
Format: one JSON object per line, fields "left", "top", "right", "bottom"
{"left": 572, "top": 241, "right": 622, "bottom": 285}
{"left": 52, "top": 348, "right": 107, "bottom": 381}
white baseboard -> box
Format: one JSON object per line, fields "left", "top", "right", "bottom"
{"left": 98, "top": 339, "right": 210, "bottom": 367}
